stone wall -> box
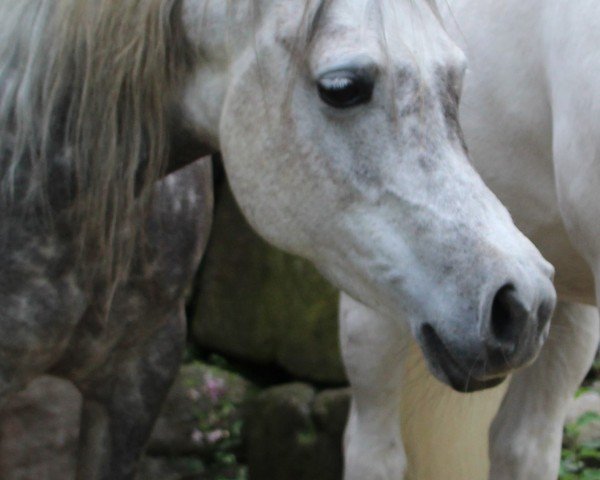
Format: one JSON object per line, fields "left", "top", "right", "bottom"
{"left": 0, "top": 368, "right": 350, "bottom": 480}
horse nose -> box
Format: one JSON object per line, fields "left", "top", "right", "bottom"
{"left": 483, "top": 282, "right": 554, "bottom": 371}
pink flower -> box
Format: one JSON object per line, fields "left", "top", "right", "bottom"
{"left": 206, "top": 429, "right": 229, "bottom": 444}
{"left": 203, "top": 373, "right": 226, "bottom": 403}
{"left": 191, "top": 428, "right": 204, "bottom": 445}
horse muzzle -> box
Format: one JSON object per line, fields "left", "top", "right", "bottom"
{"left": 418, "top": 273, "right": 556, "bottom": 393}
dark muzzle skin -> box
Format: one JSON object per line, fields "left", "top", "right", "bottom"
{"left": 484, "top": 285, "right": 554, "bottom": 368}
{"left": 419, "top": 276, "right": 556, "bottom": 393}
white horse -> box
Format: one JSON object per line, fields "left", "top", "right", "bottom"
{"left": 0, "top": 0, "right": 556, "bottom": 478}
{"left": 341, "top": 1, "right": 600, "bottom": 479}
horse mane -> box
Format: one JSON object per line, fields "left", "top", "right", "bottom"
{"left": 0, "top": 0, "right": 194, "bottom": 283}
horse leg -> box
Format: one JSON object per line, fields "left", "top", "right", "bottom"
{"left": 488, "top": 301, "right": 599, "bottom": 480}
{"left": 75, "top": 305, "right": 186, "bottom": 480}
{"left": 0, "top": 234, "right": 86, "bottom": 405}
{"left": 340, "top": 293, "right": 409, "bottom": 480}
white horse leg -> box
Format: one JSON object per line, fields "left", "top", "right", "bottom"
{"left": 489, "top": 301, "right": 599, "bottom": 480}
{"left": 340, "top": 293, "right": 409, "bottom": 480}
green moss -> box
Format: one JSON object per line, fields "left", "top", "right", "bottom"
{"left": 296, "top": 429, "right": 319, "bottom": 447}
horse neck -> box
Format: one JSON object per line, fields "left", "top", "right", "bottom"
{"left": 178, "top": 0, "right": 266, "bottom": 151}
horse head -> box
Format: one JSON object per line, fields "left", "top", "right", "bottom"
{"left": 181, "top": 0, "right": 556, "bottom": 391}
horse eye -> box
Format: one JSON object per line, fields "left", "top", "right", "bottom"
{"left": 317, "top": 71, "right": 374, "bottom": 109}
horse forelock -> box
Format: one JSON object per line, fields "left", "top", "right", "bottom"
{"left": 0, "top": 0, "right": 194, "bottom": 285}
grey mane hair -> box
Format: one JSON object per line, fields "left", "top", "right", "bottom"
{"left": 0, "top": 0, "right": 194, "bottom": 284}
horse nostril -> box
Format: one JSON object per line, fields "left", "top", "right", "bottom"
{"left": 489, "top": 284, "right": 528, "bottom": 352}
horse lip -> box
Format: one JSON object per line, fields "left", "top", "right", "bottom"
{"left": 420, "top": 324, "right": 506, "bottom": 393}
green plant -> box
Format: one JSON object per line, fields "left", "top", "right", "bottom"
{"left": 560, "top": 411, "right": 600, "bottom": 480}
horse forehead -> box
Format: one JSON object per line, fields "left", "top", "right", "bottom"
{"left": 319, "top": 0, "right": 463, "bottom": 64}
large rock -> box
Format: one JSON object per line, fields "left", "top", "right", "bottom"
{"left": 0, "top": 376, "right": 80, "bottom": 480}
{"left": 313, "top": 388, "right": 352, "bottom": 440}
{"left": 149, "top": 362, "right": 258, "bottom": 456}
{"left": 244, "top": 383, "right": 350, "bottom": 480}
{"left": 192, "top": 181, "right": 345, "bottom": 384}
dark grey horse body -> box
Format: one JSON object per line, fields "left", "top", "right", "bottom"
{"left": 0, "top": 4, "right": 213, "bottom": 477}
{"left": 0, "top": 159, "right": 212, "bottom": 479}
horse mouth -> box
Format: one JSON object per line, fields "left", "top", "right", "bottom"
{"left": 420, "top": 324, "right": 506, "bottom": 393}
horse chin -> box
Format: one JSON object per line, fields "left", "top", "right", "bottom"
{"left": 419, "top": 325, "right": 508, "bottom": 393}
{"left": 442, "top": 371, "right": 507, "bottom": 394}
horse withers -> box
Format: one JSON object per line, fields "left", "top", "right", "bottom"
{"left": 0, "top": 1, "right": 555, "bottom": 478}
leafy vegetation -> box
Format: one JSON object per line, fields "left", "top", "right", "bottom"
{"left": 560, "top": 398, "right": 600, "bottom": 480}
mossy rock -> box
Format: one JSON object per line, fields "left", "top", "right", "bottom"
{"left": 192, "top": 180, "right": 345, "bottom": 384}
{"left": 244, "top": 383, "right": 347, "bottom": 480}
{"left": 149, "top": 362, "right": 258, "bottom": 457}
